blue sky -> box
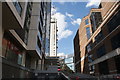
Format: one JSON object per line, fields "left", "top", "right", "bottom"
{"left": 51, "top": 1, "right": 100, "bottom": 56}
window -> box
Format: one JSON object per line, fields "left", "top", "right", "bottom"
{"left": 25, "top": 53, "right": 31, "bottom": 68}
{"left": 86, "top": 41, "right": 93, "bottom": 52}
{"left": 86, "top": 27, "right": 91, "bottom": 39}
{"left": 37, "top": 36, "right": 41, "bottom": 50}
{"left": 24, "top": 30, "right": 28, "bottom": 44}
{"left": 87, "top": 44, "right": 91, "bottom": 52}
{"left": 90, "top": 12, "right": 102, "bottom": 33}
{"left": 2, "top": 36, "right": 23, "bottom": 64}
{"left": 99, "top": 61, "right": 109, "bottom": 75}
{"left": 19, "top": 2, "right": 33, "bottom": 45}
{"left": 2, "top": 38, "right": 8, "bottom": 57}
{"left": 97, "top": 45, "right": 106, "bottom": 58}
{"left": 13, "top": 1, "right": 22, "bottom": 16}
{"left": 40, "top": 12, "right": 43, "bottom": 26}
{"left": 115, "top": 55, "right": 120, "bottom": 73}
{"left": 88, "top": 55, "right": 93, "bottom": 63}
{"left": 89, "top": 65, "right": 95, "bottom": 72}
{"left": 95, "top": 31, "right": 104, "bottom": 43}
{"left": 18, "top": 54, "right": 22, "bottom": 65}
{"left": 38, "top": 22, "right": 42, "bottom": 38}
{"left": 111, "top": 32, "right": 120, "bottom": 50}
{"left": 85, "top": 19, "right": 89, "bottom": 25}
{"left": 107, "top": 9, "right": 120, "bottom": 33}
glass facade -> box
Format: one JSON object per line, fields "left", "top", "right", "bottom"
{"left": 96, "top": 45, "right": 106, "bottom": 58}
{"left": 86, "top": 27, "right": 91, "bottom": 39}
{"left": 2, "top": 34, "right": 23, "bottom": 65}
{"left": 18, "top": 54, "right": 22, "bottom": 65}
{"left": 86, "top": 41, "right": 92, "bottom": 52}
{"left": 107, "top": 9, "right": 120, "bottom": 33}
{"left": 37, "top": 36, "right": 42, "bottom": 52}
{"left": 15, "top": 2, "right": 33, "bottom": 45}
{"left": 37, "top": 2, "right": 46, "bottom": 55}
{"left": 23, "top": 2, "right": 33, "bottom": 44}
{"left": 85, "top": 19, "right": 89, "bottom": 25}
{"left": 89, "top": 65, "right": 95, "bottom": 73}
{"left": 95, "top": 31, "right": 104, "bottom": 44}
{"left": 35, "top": 2, "right": 51, "bottom": 57}
{"left": 38, "top": 22, "right": 43, "bottom": 43}
{"left": 90, "top": 12, "right": 102, "bottom": 33}
{"left": 88, "top": 54, "right": 93, "bottom": 63}
{"left": 111, "top": 32, "right": 120, "bottom": 50}
{"left": 13, "top": 1, "right": 22, "bottom": 16}
{"left": 98, "top": 61, "right": 109, "bottom": 75}
{"left": 45, "top": 2, "right": 51, "bottom": 56}
{"left": 25, "top": 53, "right": 31, "bottom": 68}
{"left": 115, "top": 55, "right": 120, "bottom": 73}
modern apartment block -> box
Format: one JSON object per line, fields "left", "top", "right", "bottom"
{"left": 74, "top": 1, "right": 120, "bottom": 77}
{"left": 50, "top": 16, "right": 57, "bottom": 56}
{"left": 1, "top": 1, "right": 51, "bottom": 78}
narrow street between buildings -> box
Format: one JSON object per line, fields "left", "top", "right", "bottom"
{"left": 1, "top": 0, "right": 120, "bottom": 80}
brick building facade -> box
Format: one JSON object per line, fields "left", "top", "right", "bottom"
{"left": 74, "top": 1, "right": 120, "bottom": 76}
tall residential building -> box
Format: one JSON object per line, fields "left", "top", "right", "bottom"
{"left": 1, "top": 1, "right": 51, "bottom": 78}
{"left": 50, "top": 16, "right": 57, "bottom": 56}
{"left": 74, "top": 0, "right": 120, "bottom": 77}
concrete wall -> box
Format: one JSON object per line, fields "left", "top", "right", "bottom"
{"left": 3, "top": 2, "right": 24, "bottom": 29}
{"left": 27, "top": 3, "right": 40, "bottom": 50}
{"left": 20, "top": 2, "right": 28, "bottom": 25}
{"left": 2, "top": 2, "right": 28, "bottom": 49}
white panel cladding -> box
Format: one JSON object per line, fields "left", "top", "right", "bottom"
{"left": 50, "top": 17, "right": 57, "bottom": 56}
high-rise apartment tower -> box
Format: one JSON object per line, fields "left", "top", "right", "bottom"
{"left": 50, "top": 16, "right": 57, "bottom": 56}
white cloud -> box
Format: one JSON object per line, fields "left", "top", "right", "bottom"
{"left": 58, "top": 30, "right": 73, "bottom": 40}
{"left": 86, "top": 0, "right": 101, "bottom": 7}
{"left": 57, "top": 53, "right": 65, "bottom": 56}
{"left": 51, "top": 6, "right": 57, "bottom": 15}
{"left": 71, "top": 18, "right": 81, "bottom": 25}
{"left": 66, "top": 12, "right": 74, "bottom": 18}
{"left": 57, "top": 0, "right": 67, "bottom": 4}
{"left": 65, "top": 12, "right": 81, "bottom": 26}
{"left": 52, "top": 9, "right": 73, "bottom": 41}
{"left": 54, "top": 12, "right": 67, "bottom": 35}
{"left": 57, "top": 52, "right": 68, "bottom": 59}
